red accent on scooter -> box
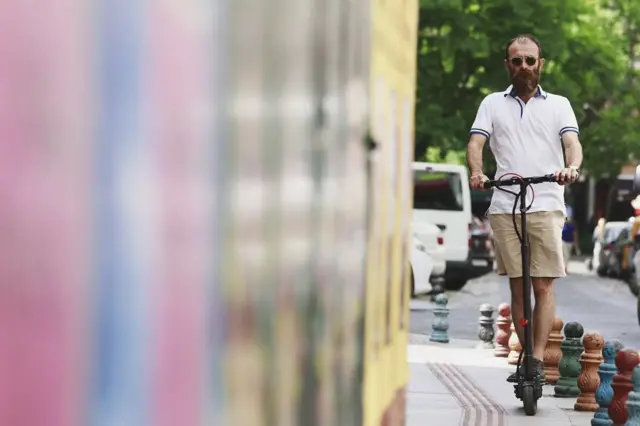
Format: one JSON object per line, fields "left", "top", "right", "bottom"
{"left": 520, "top": 319, "right": 529, "bottom": 327}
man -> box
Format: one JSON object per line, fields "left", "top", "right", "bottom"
{"left": 466, "top": 34, "right": 583, "bottom": 383}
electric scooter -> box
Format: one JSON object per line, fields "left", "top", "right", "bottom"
{"left": 483, "top": 173, "right": 558, "bottom": 416}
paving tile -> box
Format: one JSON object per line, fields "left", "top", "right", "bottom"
{"left": 406, "top": 392, "right": 459, "bottom": 412}
{"left": 407, "top": 363, "right": 451, "bottom": 394}
{"left": 406, "top": 407, "right": 460, "bottom": 426}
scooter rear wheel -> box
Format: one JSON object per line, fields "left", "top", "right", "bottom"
{"left": 522, "top": 385, "right": 537, "bottom": 416}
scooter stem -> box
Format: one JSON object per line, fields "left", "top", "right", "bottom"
{"left": 520, "top": 183, "right": 535, "bottom": 381}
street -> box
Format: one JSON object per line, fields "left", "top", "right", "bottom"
{"left": 410, "top": 260, "right": 640, "bottom": 348}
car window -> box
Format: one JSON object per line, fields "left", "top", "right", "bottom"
{"left": 413, "top": 170, "right": 464, "bottom": 211}
{"left": 616, "top": 226, "right": 632, "bottom": 242}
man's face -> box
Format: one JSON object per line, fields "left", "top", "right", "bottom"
{"left": 504, "top": 40, "right": 545, "bottom": 94}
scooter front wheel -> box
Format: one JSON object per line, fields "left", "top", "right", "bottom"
{"left": 522, "top": 385, "right": 537, "bottom": 416}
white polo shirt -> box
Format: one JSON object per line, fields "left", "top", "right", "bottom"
{"left": 470, "top": 85, "right": 579, "bottom": 215}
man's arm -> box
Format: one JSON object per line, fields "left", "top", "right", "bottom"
{"left": 556, "top": 98, "right": 582, "bottom": 184}
{"left": 467, "top": 133, "right": 487, "bottom": 176}
{"left": 561, "top": 131, "right": 583, "bottom": 169}
{"left": 467, "top": 95, "right": 493, "bottom": 189}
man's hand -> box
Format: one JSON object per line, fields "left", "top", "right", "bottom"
{"left": 555, "top": 167, "right": 580, "bottom": 185}
{"left": 470, "top": 173, "right": 490, "bottom": 190}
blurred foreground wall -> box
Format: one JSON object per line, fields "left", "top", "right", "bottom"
{"left": 0, "top": 0, "right": 417, "bottom": 425}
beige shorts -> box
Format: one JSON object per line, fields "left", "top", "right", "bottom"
{"left": 488, "top": 211, "right": 566, "bottom": 279}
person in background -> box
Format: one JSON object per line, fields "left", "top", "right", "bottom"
{"left": 631, "top": 196, "right": 640, "bottom": 249}
{"left": 622, "top": 196, "right": 640, "bottom": 272}
{"left": 591, "top": 217, "right": 606, "bottom": 271}
{"left": 562, "top": 215, "right": 580, "bottom": 273}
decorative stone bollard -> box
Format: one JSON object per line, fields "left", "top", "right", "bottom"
{"left": 494, "top": 303, "right": 511, "bottom": 357}
{"left": 592, "top": 340, "right": 623, "bottom": 426}
{"left": 554, "top": 322, "right": 584, "bottom": 398}
{"left": 429, "top": 293, "right": 450, "bottom": 343}
{"left": 544, "top": 317, "right": 564, "bottom": 385}
{"left": 609, "top": 349, "right": 639, "bottom": 425}
{"left": 626, "top": 364, "right": 640, "bottom": 426}
{"left": 575, "top": 332, "right": 604, "bottom": 411}
{"left": 508, "top": 323, "right": 522, "bottom": 365}
{"left": 478, "top": 304, "right": 495, "bottom": 349}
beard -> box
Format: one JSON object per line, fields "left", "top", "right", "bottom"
{"left": 510, "top": 66, "right": 540, "bottom": 94}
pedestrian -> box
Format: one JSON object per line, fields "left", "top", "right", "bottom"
{"left": 591, "top": 217, "right": 605, "bottom": 270}
{"left": 466, "top": 34, "right": 583, "bottom": 383}
{"left": 561, "top": 215, "right": 580, "bottom": 273}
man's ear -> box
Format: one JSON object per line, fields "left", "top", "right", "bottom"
{"left": 539, "top": 58, "right": 545, "bottom": 72}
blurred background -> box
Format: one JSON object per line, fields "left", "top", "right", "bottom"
{"left": 0, "top": 0, "right": 639, "bottom": 426}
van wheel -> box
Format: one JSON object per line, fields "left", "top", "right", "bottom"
{"left": 444, "top": 278, "right": 468, "bottom": 291}
{"left": 597, "top": 266, "right": 607, "bottom": 277}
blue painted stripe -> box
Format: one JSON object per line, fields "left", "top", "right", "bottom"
{"left": 469, "top": 129, "right": 490, "bottom": 138}
{"left": 560, "top": 127, "right": 579, "bottom": 136}
{"left": 91, "top": 0, "right": 151, "bottom": 425}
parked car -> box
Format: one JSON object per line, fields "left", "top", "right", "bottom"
{"left": 597, "top": 221, "right": 629, "bottom": 277}
{"left": 412, "top": 220, "right": 446, "bottom": 295}
{"left": 467, "top": 216, "right": 494, "bottom": 279}
{"left": 410, "top": 234, "right": 433, "bottom": 296}
{"left": 412, "top": 162, "right": 476, "bottom": 290}
{"left": 608, "top": 226, "right": 632, "bottom": 278}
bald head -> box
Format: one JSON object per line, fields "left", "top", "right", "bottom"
{"left": 504, "top": 34, "right": 542, "bottom": 59}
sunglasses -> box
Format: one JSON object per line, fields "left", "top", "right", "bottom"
{"left": 509, "top": 56, "right": 538, "bottom": 66}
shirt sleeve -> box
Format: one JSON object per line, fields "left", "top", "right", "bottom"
{"left": 558, "top": 97, "right": 579, "bottom": 136}
{"left": 469, "top": 95, "right": 493, "bottom": 140}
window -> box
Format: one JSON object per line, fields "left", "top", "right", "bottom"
{"left": 413, "top": 170, "right": 464, "bottom": 211}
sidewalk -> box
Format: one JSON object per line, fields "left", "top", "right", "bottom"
{"left": 406, "top": 335, "right": 595, "bottom": 426}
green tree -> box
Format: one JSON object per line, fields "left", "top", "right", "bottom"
{"left": 415, "top": 0, "right": 638, "bottom": 177}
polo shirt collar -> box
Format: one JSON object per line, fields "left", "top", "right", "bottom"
{"left": 503, "top": 85, "right": 548, "bottom": 99}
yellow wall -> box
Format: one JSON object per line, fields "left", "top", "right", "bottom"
{"left": 363, "top": 0, "right": 419, "bottom": 425}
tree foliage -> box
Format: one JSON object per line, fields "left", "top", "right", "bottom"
{"left": 416, "top": 0, "right": 640, "bottom": 176}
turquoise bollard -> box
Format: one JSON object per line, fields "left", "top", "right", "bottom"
{"left": 626, "top": 364, "right": 640, "bottom": 426}
{"left": 555, "top": 322, "right": 584, "bottom": 397}
{"left": 430, "top": 293, "right": 450, "bottom": 343}
{"left": 592, "top": 340, "right": 623, "bottom": 426}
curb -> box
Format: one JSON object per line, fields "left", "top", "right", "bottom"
{"left": 427, "top": 362, "right": 507, "bottom": 426}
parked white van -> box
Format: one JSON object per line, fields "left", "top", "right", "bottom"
{"left": 412, "top": 162, "right": 493, "bottom": 289}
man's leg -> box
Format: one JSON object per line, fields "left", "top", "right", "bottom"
{"left": 528, "top": 211, "right": 566, "bottom": 378}
{"left": 488, "top": 213, "right": 529, "bottom": 382}
{"left": 531, "top": 277, "right": 555, "bottom": 361}
{"left": 509, "top": 276, "right": 524, "bottom": 350}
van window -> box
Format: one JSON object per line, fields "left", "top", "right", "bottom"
{"left": 413, "top": 170, "right": 464, "bottom": 211}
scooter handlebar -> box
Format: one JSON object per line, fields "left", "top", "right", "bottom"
{"left": 483, "top": 173, "right": 557, "bottom": 189}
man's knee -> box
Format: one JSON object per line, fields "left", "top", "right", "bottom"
{"left": 532, "top": 277, "right": 554, "bottom": 298}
